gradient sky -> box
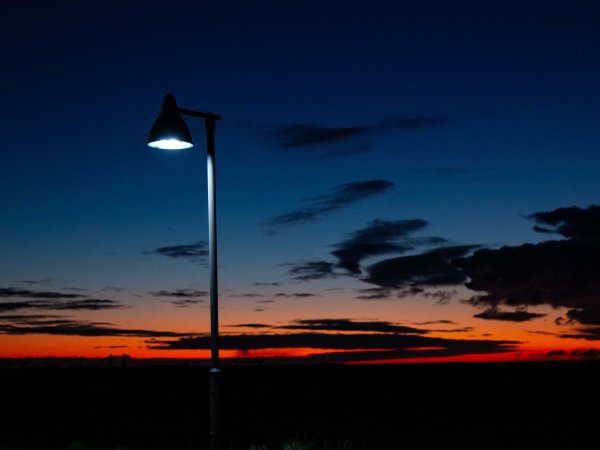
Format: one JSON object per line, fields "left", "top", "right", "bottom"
{"left": 2, "top": 0, "right": 600, "bottom": 363}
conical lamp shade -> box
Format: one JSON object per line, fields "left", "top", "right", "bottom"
{"left": 148, "top": 94, "right": 194, "bottom": 150}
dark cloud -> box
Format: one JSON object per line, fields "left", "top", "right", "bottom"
{"left": 364, "top": 245, "right": 478, "bottom": 289}
{"left": 286, "top": 219, "right": 456, "bottom": 290}
{"left": 422, "top": 290, "right": 458, "bottom": 304}
{"left": 473, "top": 307, "right": 546, "bottom": 322}
{"left": 274, "top": 293, "right": 316, "bottom": 298}
{"left": 226, "top": 323, "right": 272, "bottom": 329}
{"left": 0, "top": 297, "right": 123, "bottom": 313}
{"left": 279, "top": 318, "right": 427, "bottom": 334}
{"left": 171, "top": 299, "right": 204, "bottom": 308}
{"left": 267, "top": 117, "right": 445, "bottom": 157}
{"left": 427, "top": 327, "right": 475, "bottom": 333}
{"left": 413, "top": 320, "right": 457, "bottom": 325}
{"left": 147, "top": 332, "right": 515, "bottom": 363}
{"left": 225, "top": 318, "right": 427, "bottom": 335}
{"left": 253, "top": 282, "right": 280, "bottom": 287}
{"left": 355, "top": 287, "right": 394, "bottom": 300}
{"left": 150, "top": 289, "right": 207, "bottom": 307}
{"left": 0, "top": 314, "right": 74, "bottom": 326}
{"left": 0, "top": 287, "right": 83, "bottom": 299}
{"left": 151, "top": 289, "right": 208, "bottom": 298}
{"left": 455, "top": 240, "right": 600, "bottom": 324}
{"left": 272, "top": 123, "right": 366, "bottom": 149}
{"left": 546, "top": 350, "right": 566, "bottom": 357}
{"left": 566, "top": 307, "right": 600, "bottom": 325}
{"left": 331, "top": 219, "right": 446, "bottom": 274}
{"left": 287, "top": 260, "right": 336, "bottom": 281}
{"left": 529, "top": 205, "right": 600, "bottom": 239}
{"left": 265, "top": 180, "right": 393, "bottom": 230}
{"left": 455, "top": 204, "right": 600, "bottom": 328}
{"left": 0, "top": 315, "right": 188, "bottom": 337}
{"left": 559, "top": 328, "right": 600, "bottom": 340}
{"left": 571, "top": 348, "right": 600, "bottom": 359}
{"left": 143, "top": 241, "right": 208, "bottom": 261}
{"left": 53, "top": 299, "right": 124, "bottom": 310}
{"left": 21, "top": 278, "right": 52, "bottom": 285}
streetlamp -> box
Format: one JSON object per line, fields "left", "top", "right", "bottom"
{"left": 148, "top": 93, "right": 223, "bottom": 450}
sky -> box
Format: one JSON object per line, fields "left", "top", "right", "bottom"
{"left": 1, "top": 0, "right": 600, "bottom": 363}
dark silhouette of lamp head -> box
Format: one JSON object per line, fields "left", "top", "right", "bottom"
{"left": 147, "top": 94, "right": 194, "bottom": 150}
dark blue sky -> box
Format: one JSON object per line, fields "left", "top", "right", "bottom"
{"left": 1, "top": 0, "right": 600, "bottom": 361}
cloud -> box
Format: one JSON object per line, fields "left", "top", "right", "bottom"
{"left": 171, "top": 299, "right": 205, "bottom": 307}
{"left": 566, "top": 307, "right": 600, "bottom": 325}
{"left": 0, "top": 287, "right": 83, "bottom": 299}
{"left": 274, "top": 293, "right": 316, "bottom": 298}
{"left": 571, "top": 348, "right": 600, "bottom": 359}
{"left": 0, "top": 292, "right": 124, "bottom": 312}
{"left": 266, "top": 117, "right": 445, "bottom": 157}
{"left": 151, "top": 289, "right": 208, "bottom": 298}
{"left": 546, "top": 350, "right": 566, "bottom": 357}
{"left": 286, "top": 219, "right": 455, "bottom": 289}
{"left": 225, "top": 318, "right": 427, "bottom": 335}
{"left": 559, "top": 328, "right": 600, "bottom": 340}
{"left": 412, "top": 320, "right": 457, "bottom": 325}
{"left": 150, "top": 289, "right": 207, "bottom": 307}
{"left": 364, "top": 245, "right": 478, "bottom": 289}
{"left": 0, "top": 315, "right": 188, "bottom": 337}
{"left": 354, "top": 287, "right": 394, "bottom": 300}
{"left": 147, "top": 331, "right": 516, "bottom": 363}
{"left": 21, "top": 278, "right": 53, "bottom": 285}
{"left": 529, "top": 204, "right": 600, "bottom": 239}
{"left": 473, "top": 307, "right": 546, "bottom": 322}
{"left": 271, "top": 123, "right": 367, "bottom": 149}
{"left": 278, "top": 318, "right": 427, "bottom": 334}
{"left": 331, "top": 219, "right": 446, "bottom": 274}
{"left": 287, "top": 260, "right": 336, "bottom": 281}
{"left": 145, "top": 318, "right": 510, "bottom": 362}
{"left": 265, "top": 180, "right": 393, "bottom": 230}
{"left": 143, "top": 241, "right": 208, "bottom": 262}
{"left": 454, "top": 239, "right": 600, "bottom": 324}
{"left": 253, "top": 282, "right": 280, "bottom": 287}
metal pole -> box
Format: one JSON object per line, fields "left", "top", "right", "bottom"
{"left": 206, "top": 115, "right": 220, "bottom": 450}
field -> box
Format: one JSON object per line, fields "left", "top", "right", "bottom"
{"left": 1, "top": 361, "right": 597, "bottom": 449}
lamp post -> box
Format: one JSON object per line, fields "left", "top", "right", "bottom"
{"left": 148, "top": 94, "right": 223, "bottom": 450}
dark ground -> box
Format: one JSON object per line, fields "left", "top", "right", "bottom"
{"left": 1, "top": 361, "right": 598, "bottom": 450}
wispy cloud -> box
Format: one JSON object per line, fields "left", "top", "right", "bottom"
{"left": 0, "top": 287, "right": 83, "bottom": 299}
{"left": 226, "top": 318, "right": 425, "bottom": 334}
{"left": 143, "top": 242, "right": 208, "bottom": 262}
{"left": 274, "top": 293, "right": 316, "bottom": 298}
{"left": 150, "top": 289, "right": 208, "bottom": 307}
{"left": 278, "top": 318, "right": 426, "bottom": 334}
{"left": 0, "top": 315, "right": 188, "bottom": 337}
{"left": 0, "top": 288, "right": 124, "bottom": 312}
{"left": 265, "top": 180, "right": 393, "bottom": 231}
{"left": 266, "top": 117, "right": 446, "bottom": 157}
{"left": 150, "top": 289, "right": 208, "bottom": 298}
{"left": 287, "top": 260, "right": 337, "bottom": 281}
